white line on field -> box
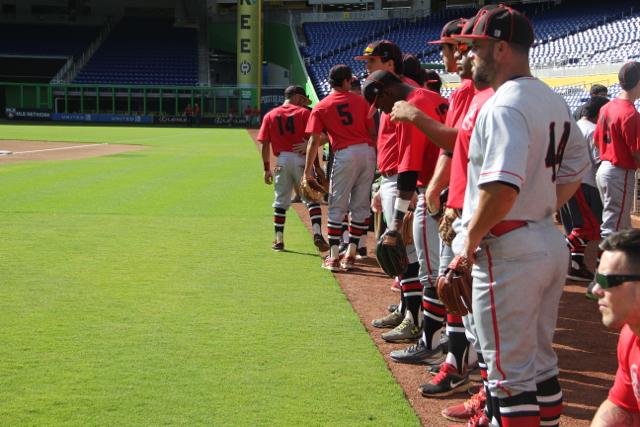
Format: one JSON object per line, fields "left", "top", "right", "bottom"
{"left": 11, "top": 143, "right": 108, "bottom": 155}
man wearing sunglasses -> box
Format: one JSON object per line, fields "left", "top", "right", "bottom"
{"left": 591, "top": 229, "right": 640, "bottom": 426}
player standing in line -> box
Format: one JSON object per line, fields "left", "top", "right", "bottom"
{"left": 258, "top": 86, "right": 330, "bottom": 252}
{"left": 592, "top": 62, "right": 640, "bottom": 287}
{"left": 362, "top": 70, "right": 448, "bottom": 349}
{"left": 590, "top": 229, "right": 640, "bottom": 427}
{"left": 304, "top": 65, "right": 376, "bottom": 271}
{"left": 560, "top": 96, "right": 608, "bottom": 282}
{"left": 354, "top": 40, "right": 427, "bottom": 342}
{"left": 455, "top": 6, "right": 589, "bottom": 426}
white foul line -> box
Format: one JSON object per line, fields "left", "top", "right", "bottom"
{"left": 11, "top": 143, "right": 108, "bottom": 155}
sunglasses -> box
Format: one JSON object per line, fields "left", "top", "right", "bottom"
{"left": 595, "top": 272, "right": 640, "bottom": 289}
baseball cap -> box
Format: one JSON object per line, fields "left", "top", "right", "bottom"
{"left": 455, "top": 6, "right": 534, "bottom": 48}
{"left": 354, "top": 40, "right": 402, "bottom": 62}
{"left": 428, "top": 18, "right": 466, "bottom": 45}
{"left": 362, "top": 70, "right": 401, "bottom": 105}
{"left": 618, "top": 61, "right": 640, "bottom": 91}
{"left": 328, "top": 64, "right": 353, "bottom": 87}
{"left": 284, "top": 85, "right": 308, "bottom": 99}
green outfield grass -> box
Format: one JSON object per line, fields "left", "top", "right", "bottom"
{"left": 0, "top": 125, "right": 419, "bottom": 426}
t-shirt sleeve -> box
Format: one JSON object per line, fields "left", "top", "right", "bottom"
{"left": 476, "top": 105, "right": 528, "bottom": 189}
{"left": 623, "top": 112, "right": 640, "bottom": 153}
{"left": 397, "top": 121, "right": 425, "bottom": 173}
{"left": 608, "top": 329, "right": 640, "bottom": 412}
{"left": 306, "top": 107, "right": 325, "bottom": 135}
{"left": 556, "top": 119, "right": 590, "bottom": 184}
{"left": 257, "top": 113, "right": 271, "bottom": 142}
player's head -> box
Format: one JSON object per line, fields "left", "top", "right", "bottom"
{"left": 429, "top": 18, "right": 466, "bottom": 73}
{"left": 328, "top": 64, "right": 353, "bottom": 91}
{"left": 618, "top": 61, "right": 640, "bottom": 97}
{"left": 591, "top": 230, "right": 640, "bottom": 331}
{"left": 284, "top": 85, "right": 311, "bottom": 106}
{"left": 589, "top": 84, "right": 608, "bottom": 98}
{"left": 349, "top": 77, "right": 362, "bottom": 96}
{"left": 581, "top": 95, "right": 609, "bottom": 122}
{"left": 355, "top": 40, "right": 403, "bottom": 76}
{"left": 423, "top": 69, "right": 442, "bottom": 94}
{"left": 362, "top": 70, "right": 404, "bottom": 114}
{"left": 402, "top": 54, "right": 425, "bottom": 86}
{"left": 457, "top": 5, "right": 534, "bottom": 86}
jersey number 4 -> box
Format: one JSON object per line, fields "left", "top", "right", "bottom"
{"left": 545, "top": 121, "right": 570, "bottom": 182}
{"left": 276, "top": 115, "right": 295, "bottom": 135}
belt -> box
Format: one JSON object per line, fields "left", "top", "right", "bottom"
{"left": 380, "top": 169, "right": 397, "bottom": 178}
{"left": 489, "top": 220, "right": 527, "bottom": 237}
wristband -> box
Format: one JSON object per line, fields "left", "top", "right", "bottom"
{"left": 390, "top": 198, "right": 410, "bottom": 230}
{"left": 263, "top": 161, "right": 270, "bottom": 171}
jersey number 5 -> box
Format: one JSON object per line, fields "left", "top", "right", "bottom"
{"left": 545, "top": 121, "right": 570, "bottom": 182}
{"left": 336, "top": 104, "right": 353, "bottom": 125}
{"left": 276, "top": 115, "right": 295, "bottom": 135}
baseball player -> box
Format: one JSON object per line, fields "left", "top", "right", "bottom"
{"left": 560, "top": 96, "right": 608, "bottom": 282}
{"left": 363, "top": 70, "right": 448, "bottom": 349}
{"left": 454, "top": 6, "right": 589, "bottom": 427}
{"left": 593, "top": 61, "right": 640, "bottom": 256}
{"left": 258, "top": 85, "right": 330, "bottom": 252}
{"left": 304, "top": 64, "right": 376, "bottom": 271}
{"left": 590, "top": 229, "right": 640, "bottom": 427}
{"left": 354, "top": 40, "right": 426, "bottom": 342}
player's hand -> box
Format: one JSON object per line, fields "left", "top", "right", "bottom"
{"left": 425, "top": 186, "right": 441, "bottom": 215}
{"left": 461, "top": 237, "right": 479, "bottom": 264}
{"left": 292, "top": 140, "right": 308, "bottom": 155}
{"left": 390, "top": 101, "right": 420, "bottom": 123}
{"left": 371, "top": 191, "right": 382, "bottom": 213}
{"left": 264, "top": 170, "right": 273, "bottom": 185}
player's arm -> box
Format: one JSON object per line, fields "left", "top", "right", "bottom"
{"left": 259, "top": 139, "right": 273, "bottom": 185}
{"left": 390, "top": 171, "right": 419, "bottom": 231}
{"left": 591, "top": 399, "right": 640, "bottom": 427}
{"left": 304, "top": 132, "right": 323, "bottom": 179}
{"left": 425, "top": 153, "right": 452, "bottom": 214}
{"left": 390, "top": 100, "right": 457, "bottom": 151}
{"left": 556, "top": 180, "right": 581, "bottom": 210}
{"left": 463, "top": 182, "right": 518, "bottom": 262}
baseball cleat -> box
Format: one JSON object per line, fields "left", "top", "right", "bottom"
{"left": 442, "top": 387, "right": 486, "bottom": 422}
{"left": 390, "top": 277, "right": 401, "bottom": 292}
{"left": 340, "top": 255, "right": 356, "bottom": 271}
{"left": 322, "top": 256, "right": 341, "bottom": 272}
{"left": 419, "top": 362, "right": 471, "bottom": 397}
{"left": 387, "top": 303, "right": 399, "bottom": 313}
{"left": 272, "top": 241, "right": 285, "bottom": 251}
{"left": 371, "top": 308, "right": 404, "bottom": 329}
{"left": 567, "top": 256, "right": 593, "bottom": 282}
{"left": 313, "top": 234, "right": 330, "bottom": 252}
{"left": 382, "top": 315, "right": 420, "bottom": 343}
{"left": 429, "top": 361, "right": 481, "bottom": 382}
{"left": 390, "top": 341, "right": 443, "bottom": 365}
{"left": 449, "top": 410, "right": 490, "bottom": 427}
{"left": 356, "top": 246, "right": 368, "bottom": 259}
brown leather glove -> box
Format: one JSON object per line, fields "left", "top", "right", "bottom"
{"left": 436, "top": 256, "right": 472, "bottom": 316}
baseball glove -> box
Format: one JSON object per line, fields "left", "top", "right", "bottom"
{"left": 314, "top": 166, "right": 329, "bottom": 193}
{"left": 427, "top": 188, "right": 449, "bottom": 222}
{"left": 436, "top": 256, "right": 472, "bottom": 316}
{"left": 439, "top": 208, "right": 459, "bottom": 247}
{"left": 375, "top": 230, "right": 408, "bottom": 277}
{"left": 300, "top": 175, "right": 326, "bottom": 202}
{"left": 399, "top": 209, "right": 414, "bottom": 246}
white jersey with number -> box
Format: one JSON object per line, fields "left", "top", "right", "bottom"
{"left": 462, "top": 77, "right": 590, "bottom": 227}
{"left": 576, "top": 117, "right": 599, "bottom": 188}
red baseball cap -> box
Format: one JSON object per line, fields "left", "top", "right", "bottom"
{"left": 428, "top": 18, "right": 466, "bottom": 45}
{"left": 455, "top": 5, "right": 534, "bottom": 48}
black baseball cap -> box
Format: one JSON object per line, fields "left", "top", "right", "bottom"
{"left": 428, "top": 18, "right": 466, "bottom": 45}
{"left": 619, "top": 61, "right": 640, "bottom": 91}
{"left": 328, "top": 64, "right": 353, "bottom": 87}
{"left": 284, "top": 85, "right": 308, "bottom": 99}
{"left": 354, "top": 40, "right": 402, "bottom": 63}
{"left": 362, "top": 70, "right": 401, "bottom": 105}
{"left": 455, "top": 5, "right": 534, "bottom": 48}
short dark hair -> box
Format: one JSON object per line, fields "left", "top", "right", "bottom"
{"left": 600, "top": 229, "right": 640, "bottom": 270}
{"left": 582, "top": 96, "right": 609, "bottom": 121}
{"left": 328, "top": 64, "right": 352, "bottom": 87}
{"left": 590, "top": 84, "right": 608, "bottom": 97}
{"left": 402, "top": 54, "right": 425, "bottom": 86}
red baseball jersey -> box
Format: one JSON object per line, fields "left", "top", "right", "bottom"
{"left": 447, "top": 87, "right": 494, "bottom": 209}
{"left": 594, "top": 98, "right": 640, "bottom": 169}
{"left": 257, "top": 103, "right": 310, "bottom": 156}
{"left": 397, "top": 88, "right": 449, "bottom": 187}
{"left": 306, "top": 90, "right": 374, "bottom": 151}
{"left": 608, "top": 325, "right": 640, "bottom": 414}
{"left": 445, "top": 78, "right": 475, "bottom": 129}
{"left": 376, "top": 76, "right": 421, "bottom": 174}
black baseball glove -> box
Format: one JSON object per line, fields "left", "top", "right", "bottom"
{"left": 375, "top": 230, "right": 408, "bottom": 277}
